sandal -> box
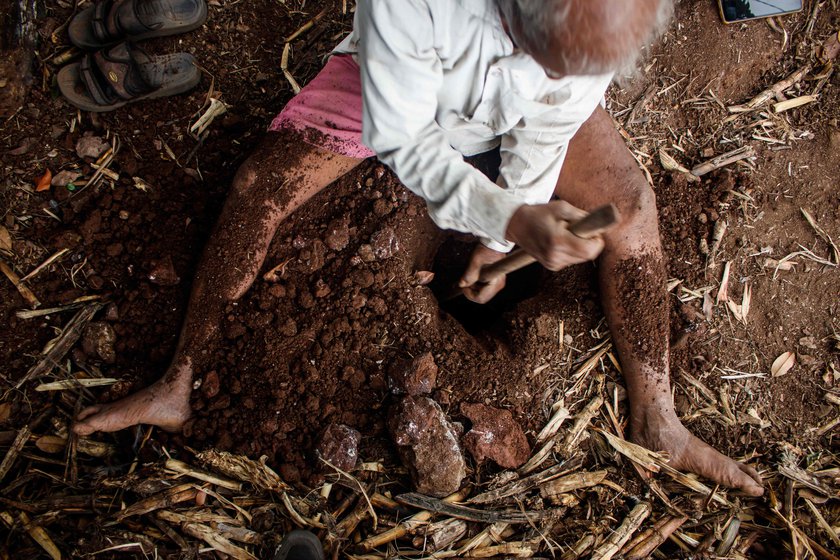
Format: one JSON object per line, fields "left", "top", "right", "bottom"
{"left": 68, "top": 0, "right": 207, "bottom": 50}
{"left": 57, "top": 42, "right": 201, "bottom": 112}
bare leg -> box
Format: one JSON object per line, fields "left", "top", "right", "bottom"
{"left": 554, "top": 107, "right": 763, "bottom": 496}
{"left": 74, "top": 131, "right": 364, "bottom": 435}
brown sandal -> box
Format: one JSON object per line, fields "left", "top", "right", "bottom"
{"left": 68, "top": 0, "right": 207, "bottom": 50}
{"left": 58, "top": 42, "right": 200, "bottom": 112}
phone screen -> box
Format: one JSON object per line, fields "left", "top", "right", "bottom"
{"left": 719, "top": 0, "right": 803, "bottom": 23}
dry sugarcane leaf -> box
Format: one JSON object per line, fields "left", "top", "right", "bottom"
{"left": 357, "top": 488, "right": 471, "bottom": 552}
{"left": 590, "top": 502, "right": 651, "bottom": 560}
{"left": 196, "top": 449, "right": 290, "bottom": 493}
{"left": 470, "top": 459, "right": 580, "bottom": 504}
{"left": 771, "top": 352, "right": 795, "bottom": 377}
{"left": 181, "top": 522, "right": 258, "bottom": 560}
{"left": 395, "top": 492, "right": 541, "bottom": 524}
{"left": 456, "top": 522, "right": 514, "bottom": 555}
{"left": 113, "top": 483, "right": 198, "bottom": 521}
{"left": 0, "top": 425, "right": 31, "bottom": 483}
{"left": 466, "top": 540, "right": 540, "bottom": 558}
{"left": 19, "top": 511, "right": 61, "bottom": 560}
{"left": 539, "top": 470, "right": 608, "bottom": 504}
{"left": 165, "top": 458, "right": 243, "bottom": 491}
{"left": 411, "top": 518, "right": 468, "bottom": 552}
{"left": 17, "top": 303, "right": 103, "bottom": 388}
{"left": 0, "top": 226, "right": 11, "bottom": 252}
{"left": 560, "top": 534, "right": 595, "bottom": 560}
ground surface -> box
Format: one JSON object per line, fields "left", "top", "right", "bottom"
{"left": 0, "top": 0, "right": 838, "bottom": 558}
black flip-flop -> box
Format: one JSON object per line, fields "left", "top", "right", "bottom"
{"left": 68, "top": 0, "right": 207, "bottom": 50}
{"left": 273, "top": 530, "right": 325, "bottom": 560}
{"left": 57, "top": 42, "right": 200, "bottom": 112}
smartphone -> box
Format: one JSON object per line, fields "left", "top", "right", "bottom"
{"left": 718, "top": 0, "right": 803, "bottom": 23}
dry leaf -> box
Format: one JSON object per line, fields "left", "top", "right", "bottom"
{"left": 35, "top": 435, "right": 66, "bottom": 454}
{"left": 771, "top": 351, "right": 795, "bottom": 377}
{"left": 0, "top": 225, "right": 12, "bottom": 252}
{"left": 35, "top": 169, "right": 52, "bottom": 192}
{"left": 0, "top": 402, "right": 10, "bottom": 423}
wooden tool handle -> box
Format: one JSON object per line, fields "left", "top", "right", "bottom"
{"left": 478, "top": 203, "right": 620, "bottom": 284}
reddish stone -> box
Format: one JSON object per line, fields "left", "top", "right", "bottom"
{"left": 388, "top": 352, "right": 438, "bottom": 396}
{"left": 370, "top": 227, "right": 399, "bottom": 260}
{"left": 81, "top": 322, "right": 116, "bottom": 364}
{"left": 148, "top": 255, "right": 180, "bottom": 286}
{"left": 316, "top": 423, "right": 361, "bottom": 472}
{"left": 201, "top": 371, "right": 220, "bottom": 399}
{"left": 461, "top": 403, "right": 530, "bottom": 469}
{"left": 324, "top": 218, "right": 350, "bottom": 251}
{"left": 389, "top": 396, "right": 466, "bottom": 497}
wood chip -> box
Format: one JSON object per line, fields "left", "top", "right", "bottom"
{"left": 0, "top": 258, "right": 41, "bottom": 308}
{"left": 691, "top": 146, "right": 755, "bottom": 176}
{"left": 0, "top": 426, "right": 31, "bottom": 483}
{"left": 773, "top": 95, "right": 817, "bottom": 113}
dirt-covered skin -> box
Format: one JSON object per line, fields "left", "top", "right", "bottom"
{"left": 73, "top": 131, "right": 363, "bottom": 435}
{"left": 544, "top": 107, "right": 763, "bottom": 496}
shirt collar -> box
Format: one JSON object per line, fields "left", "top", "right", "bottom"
{"left": 455, "top": 0, "right": 502, "bottom": 26}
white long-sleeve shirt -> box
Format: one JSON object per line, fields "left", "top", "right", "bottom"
{"left": 335, "top": 0, "right": 613, "bottom": 251}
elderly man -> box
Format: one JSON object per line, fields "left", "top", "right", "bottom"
{"left": 73, "top": 0, "right": 764, "bottom": 496}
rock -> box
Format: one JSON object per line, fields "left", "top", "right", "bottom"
{"left": 148, "top": 255, "right": 180, "bottom": 286}
{"left": 105, "top": 243, "right": 123, "bottom": 257}
{"left": 81, "top": 322, "right": 117, "bottom": 363}
{"left": 460, "top": 403, "right": 530, "bottom": 469}
{"left": 358, "top": 244, "right": 375, "bottom": 262}
{"left": 324, "top": 218, "right": 350, "bottom": 251}
{"left": 75, "top": 134, "right": 109, "bottom": 159}
{"left": 51, "top": 169, "right": 81, "bottom": 188}
{"left": 202, "top": 370, "right": 220, "bottom": 399}
{"left": 316, "top": 423, "right": 361, "bottom": 472}
{"left": 388, "top": 396, "right": 466, "bottom": 497}
{"left": 370, "top": 227, "right": 399, "bottom": 260}
{"left": 302, "top": 239, "right": 327, "bottom": 273}
{"left": 389, "top": 352, "right": 438, "bottom": 396}
{"left": 798, "top": 336, "right": 818, "bottom": 350}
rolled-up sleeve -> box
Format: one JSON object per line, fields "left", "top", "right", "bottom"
{"left": 358, "top": 0, "right": 524, "bottom": 248}
{"left": 483, "top": 73, "right": 613, "bottom": 251}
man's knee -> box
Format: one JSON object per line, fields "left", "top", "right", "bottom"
{"left": 230, "top": 155, "right": 263, "bottom": 196}
{"left": 615, "top": 172, "right": 657, "bottom": 226}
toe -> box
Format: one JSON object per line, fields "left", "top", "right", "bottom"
{"left": 76, "top": 405, "right": 101, "bottom": 421}
{"left": 737, "top": 463, "right": 764, "bottom": 496}
{"left": 73, "top": 420, "right": 97, "bottom": 436}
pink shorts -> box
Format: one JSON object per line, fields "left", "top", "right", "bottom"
{"left": 268, "top": 54, "right": 376, "bottom": 159}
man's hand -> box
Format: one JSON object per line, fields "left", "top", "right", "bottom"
{"left": 506, "top": 200, "right": 605, "bottom": 270}
{"left": 459, "top": 245, "right": 509, "bottom": 304}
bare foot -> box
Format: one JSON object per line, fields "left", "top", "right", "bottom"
{"left": 630, "top": 408, "right": 764, "bottom": 497}
{"left": 73, "top": 359, "right": 193, "bottom": 436}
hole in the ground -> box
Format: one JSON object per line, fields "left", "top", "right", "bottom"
{"left": 429, "top": 237, "right": 543, "bottom": 339}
